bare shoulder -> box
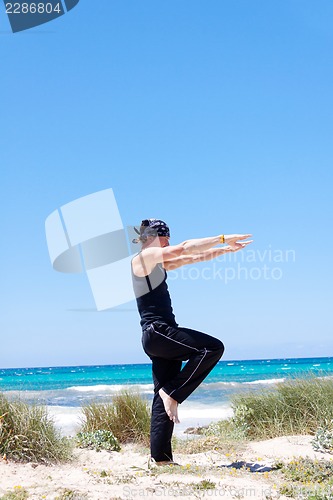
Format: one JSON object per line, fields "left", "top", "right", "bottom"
{"left": 131, "top": 248, "right": 159, "bottom": 277}
{"left": 132, "top": 244, "right": 184, "bottom": 277}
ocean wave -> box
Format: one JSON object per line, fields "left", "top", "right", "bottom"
{"left": 246, "top": 378, "right": 285, "bottom": 385}
{"left": 67, "top": 383, "right": 154, "bottom": 393}
{"left": 201, "top": 381, "right": 243, "bottom": 388}
{"left": 180, "top": 406, "right": 233, "bottom": 420}
{"left": 47, "top": 406, "right": 81, "bottom": 436}
{"left": 201, "top": 378, "right": 285, "bottom": 388}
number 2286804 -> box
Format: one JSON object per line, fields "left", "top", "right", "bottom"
{"left": 6, "top": 3, "right": 62, "bottom": 14}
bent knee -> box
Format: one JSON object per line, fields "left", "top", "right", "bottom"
{"left": 206, "top": 339, "right": 224, "bottom": 359}
{"left": 215, "top": 340, "right": 224, "bottom": 358}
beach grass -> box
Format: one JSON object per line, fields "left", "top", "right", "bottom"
{"left": 0, "top": 392, "right": 73, "bottom": 463}
{"left": 228, "top": 376, "right": 333, "bottom": 439}
{"left": 2, "top": 374, "right": 333, "bottom": 467}
{"left": 80, "top": 390, "right": 150, "bottom": 445}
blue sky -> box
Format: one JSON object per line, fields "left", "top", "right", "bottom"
{"left": 1, "top": 0, "right": 332, "bottom": 368}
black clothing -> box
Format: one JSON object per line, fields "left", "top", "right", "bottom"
{"left": 132, "top": 258, "right": 224, "bottom": 462}
{"left": 132, "top": 261, "right": 177, "bottom": 331}
{"left": 142, "top": 321, "right": 224, "bottom": 404}
{"left": 143, "top": 321, "right": 224, "bottom": 462}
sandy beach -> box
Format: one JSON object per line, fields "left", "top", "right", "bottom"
{"left": 1, "top": 434, "right": 332, "bottom": 499}
{"left": 2, "top": 366, "right": 333, "bottom": 499}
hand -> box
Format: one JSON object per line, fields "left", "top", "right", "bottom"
{"left": 224, "top": 240, "right": 253, "bottom": 252}
{"left": 225, "top": 234, "right": 252, "bottom": 249}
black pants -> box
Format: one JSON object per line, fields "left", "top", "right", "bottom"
{"left": 142, "top": 321, "right": 224, "bottom": 462}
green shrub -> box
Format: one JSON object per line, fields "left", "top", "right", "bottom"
{"left": 0, "top": 393, "right": 72, "bottom": 463}
{"left": 76, "top": 430, "right": 120, "bottom": 452}
{"left": 312, "top": 420, "right": 333, "bottom": 454}
{"left": 230, "top": 377, "right": 333, "bottom": 439}
{"left": 54, "top": 489, "right": 88, "bottom": 500}
{"left": 193, "top": 480, "right": 216, "bottom": 490}
{"left": 279, "top": 457, "right": 333, "bottom": 499}
{"left": 280, "top": 482, "right": 333, "bottom": 499}
{"left": 80, "top": 390, "right": 150, "bottom": 445}
{"left": 174, "top": 435, "right": 222, "bottom": 454}
{"left": 200, "top": 417, "right": 248, "bottom": 449}
{"left": 0, "top": 487, "right": 29, "bottom": 500}
{"left": 281, "top": 457, "right": 333, "bottom": 484}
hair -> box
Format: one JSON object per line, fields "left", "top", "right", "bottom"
{"left": 132, "top": 219, "right": 170, "bottom": 244}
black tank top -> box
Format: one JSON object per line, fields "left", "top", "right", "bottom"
{"left": 132, "top": 256, "right": 178, "bottom": 330}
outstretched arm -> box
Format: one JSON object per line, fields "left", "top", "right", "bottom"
{"left": 133, "top": 233, "right": 252, "bottom": 276}
{"left": 181, "top": 233, "right": 252, "bottom": 254}
{"left": 163, "top": 240, "right": 252, "bottom": 270}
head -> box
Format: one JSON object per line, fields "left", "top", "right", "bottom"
{"left": 133, "top": 219, "right": 170, "bottom": 248}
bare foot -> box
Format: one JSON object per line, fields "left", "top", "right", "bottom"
{"left": 159, "top": 388, "right": 180, "bottom": 423}
{"left": 155, "top": 460, "right": 180, "bottom": 466}
{"left": 148, "top": 457, "right": 181, "bottom": 468}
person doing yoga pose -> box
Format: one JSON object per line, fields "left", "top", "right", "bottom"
{"left": 131, "top": 219, "right": 252, "bottom": 465}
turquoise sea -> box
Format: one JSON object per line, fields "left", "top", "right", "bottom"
{"left": 1, "top": 357, "right": 332, "bottom": 435}
{"left": 1, "top": 356, "right": 332, "bottom": 407}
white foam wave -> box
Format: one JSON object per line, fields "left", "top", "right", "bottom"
{"left": 246, "top": 378, "right": 285, "bottom": 385}
{"left": 47, "top": 406, "right": 81, "bottom": 436}
{"left": 202, "top": 378, "right": 284, "bottom": 388}
{"left": 174, "top": 403, "right": 233, "bottom": 437}
{"left": 201, "top": 381, "right": 242, "bottom": 388}
{"left": 67, "top": 384, "right": 154, "bottom": 393}
{"left": 180, "top": 406, "right": 233, "bottom": 419}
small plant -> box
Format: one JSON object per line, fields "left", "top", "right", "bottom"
{"left": 280, "top": 482, "right": 333, "bottom": 499}
{"left": 174, "top": 435, "right": 222, "bottom": 454}
{"left": 280, "top": 457, "right": 333, "bottom": 484}
{"left": 80, "top": 390, "right": 150, "bottom": 445}
{"left": 0, "top": 486, "right": 29, "bottom": 500}
{"left": 312, "top": 420, "right": 333, "bottom": 454}
{"left": 55, "top": 490, "right": 88, "bottom": 500}
{"left": 278, "top": 456, "right": 333, "bottom": 498}
{"left": 202, "top": 414, "right": 249, "bottom": 443}
{"left": 193, "top": 479, "right": 216, "bottom": 490}
{"left": 230, "top": 403, "right": 254, "bottom": 438}
{"left": 76, "top": 430, "right": 120, "bottom": 452}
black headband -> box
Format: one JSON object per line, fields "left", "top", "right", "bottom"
{"left": 132, "top": 218, "right": 170, "bottom": 243}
